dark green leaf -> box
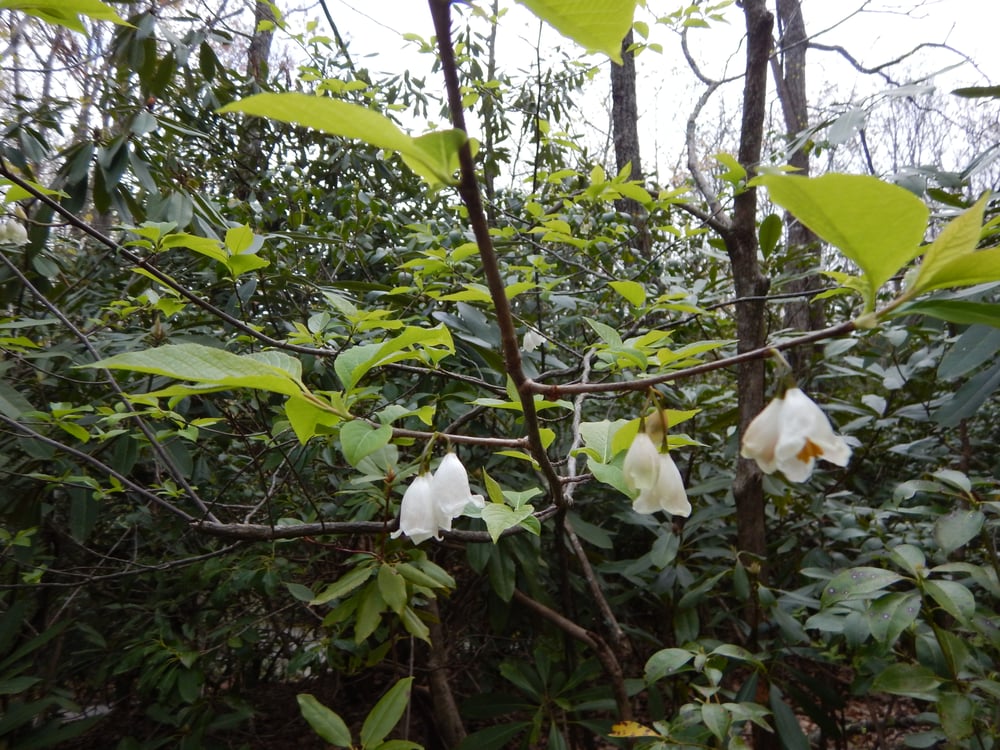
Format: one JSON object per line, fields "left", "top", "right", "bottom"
{"left": 934, "top": 509, "right": 984, "bottom": 554}
{"left": 297, "top": 694, "right": 352, "bottom": 747}
{"left": 770, "top": 685, "right": 809, "bottom": 750}
{"left": 872, "top": 664, "right": 942, "bottom": 700}
{"left": 360, "top": 677, "right": 413, "bottom": 749}
{"left": 894, "top": 299, "right": 1000, "bottom": 329}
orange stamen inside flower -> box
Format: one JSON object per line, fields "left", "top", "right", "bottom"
{"left": 796, "top": 438, "right": 824, "bottom": 463}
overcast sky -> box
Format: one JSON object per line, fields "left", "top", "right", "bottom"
{"left": 320, "top": 1, "right": 996, "bottom": 181}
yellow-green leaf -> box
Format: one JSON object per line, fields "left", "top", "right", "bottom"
{"left": 911, "top": 194, "right": 994, "bottom": 294}
{"left": 609, "top": 280, "right": 646, "bottom": 307}
{"left": 516, "top": 0, "right": 638, "bottom": 63}
{"left": 218, "top": 93, "right": 466, "bottom": 187}
{"left": 85, "top": 343, "right": 307, "bottom": 398}
{"left": 0, "top": 0, "right": 131, "bottom": 32}
{"left": 758, "top": 174, "right": 929, "bottom": 310}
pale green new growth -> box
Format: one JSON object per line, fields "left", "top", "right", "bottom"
{"left": 910, "top": 194, "right": 998, "bottom": 294}
{"left": 516, "top": 0, "right": 638, "bottom": 63}
{"left": 217, "top": 93, "right": 467, "bottom": 187}
{"left": 0, "top": 0, "right": 131, "bottom": 32}
{"left": 759, "top": 173, "right": 928, "bottom": 311}
{"left": 88, "top": 343, "right": 307, "bottom": 398}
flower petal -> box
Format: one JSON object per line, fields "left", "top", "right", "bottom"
{"left": 632, "top": 453, "right": 690, "bottom": 517}
{"left": 623, "top": 432, "right": 660, "bottom": 491}
{"left": 392, "top": 474, "right": 439, "bottom": 545}
{"left": 654, "top": 454, "right": 691, "bottom": 517}
{"left": 740, "top": 395, "right": 785, "bottom": 474}
{"left": 523, "top": 329, "right": 545, "bottom": 352}
{"left": 433, "top": 453, "right": 476, "bottom": 518}
{"left": 772, "top": 388, "right": 852, "bottom": 482}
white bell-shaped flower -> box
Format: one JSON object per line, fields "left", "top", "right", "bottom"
{"left": 741, "top": 387, "right": 851, "bottom": 482}
{"left": 632, "top": 452, "right": 691, "bottom": 517}
{"left": 623, "top": 432, "right": 660, "bottom": 492}
{"left": 391, "top": 473, "right": 438, "bottom": 545}
{"left": 523, "top": 329, "right": 545, "bottom": 353}
{"left": 431, "top": 452, "right": 485, "bottom": 532}
{"left": 0, "top": 220, "right": 28, "bottom": 246}
{"left": 624, "top": 431, "right": 690, "bottom": 517}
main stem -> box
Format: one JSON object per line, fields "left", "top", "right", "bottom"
{"left": 428, "top": 0, "right": 563, "bottom": 502}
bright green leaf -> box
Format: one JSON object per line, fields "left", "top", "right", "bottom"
{"left": 377, "top": 564, "right": 408, "bottom": 615}
{"left": 396, "top": 562, "right": 452, "bottom": 591}
{"left": 399, "top": 605, "right": 430, "bottom": 644}
{"left": 609, "top": 280, "right": 646, "bottom": 307}
{"left": 759, "top": 174, "right": 928, "bottom": 309}
{"left": 86, "top": 344, "right": 308, "bottom": 398}
{"left": 340, "top": 421, "right": 393, "bottom": 467}
{"left": 585, "top": 317, "right": 623, "bottom": 347}
{"left": 911, "top": 194, "right": 992, "bottom": 294}
{"left": 355, "top": 584, "right": 386, "bottom": 643}
{"left": 482, "top": 504, "right": 534, "bottom": 544}
{"left": 892, "top": 299, "right": 1000, "bottom": 328}
{"left": 714, "top": 152, "right": 746, "bottom": 186}
{"left": 758, "top": 213, "right": 782, "bottom": 257}
{"left": 285, "top": 394, "right": 343, "bottom": 444}
{"left": 312, "top": 565, "right": 376, "bottom": 605}
{"left": 0, "top": 0, "right": 131, "bottom": 31}
{"left": 218, "top": 93, "right": 466, "bottom": 186}
{"left": 335, "top": 325, "right": 454, "bottom": 391}
{"left": 515, "top": 0, "right": 638, "bottom": 63}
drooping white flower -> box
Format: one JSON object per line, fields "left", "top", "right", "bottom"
{"left": 392, "top": 473, "right": 438, "bottom": 545}
{"left": 431, "top": 452, "right": 485, "bottom": 532}
{"left": 0, "top": 220, "right": 28, "bottom": 246}
{"left": 623, "top": 432, "right": 660, "bottom": 492}
{"left": 393, "top": 454, "right": 484, "bottom": 544}
{"left": 624, "top": 431, "right": 690, "bottom": 517}
{"left": 523, "top": 329, "right": 545, "bottom": 353}
{"left": 741, "top": 387, "right": 851, "bottom": 482}
{"left": 632, "top": 452, "right": 691, "bottom": 517}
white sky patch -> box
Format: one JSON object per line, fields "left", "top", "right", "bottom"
{"left": 322, "top": 1, "right": 995, "bottom": 184}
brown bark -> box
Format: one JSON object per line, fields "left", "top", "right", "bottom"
{"left": 773, "top": 0, "right": 826, "bottom": 378}
{"left": 728, "top": 25, "right": 777, "bottom": 748}
{"left": 425, "top": 600, "right": 467, "bottom": 747}
{"left": 728, "top": 0, "right": 772, "bottom": 578}
{"left": 232, "top": 0, "right": 277, "bottom": 200}
{"left": 610, "top": 30, "right": 652, "bottom": 257}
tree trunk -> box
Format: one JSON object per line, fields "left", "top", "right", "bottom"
{"left": 232, "top": 0, "right": 277, "bottom": 200}
{"left": 730, "top": 9, "right": 784, "bottom": 745}
{"left": 728, "top": 32, "right": 780, "bottom": 750}
{"left": 610, "top": 30, "right": 652, "bottom": 257}
{"left": 773, "top": 0, "right": 825, "bottom": 379}
{"left": 729, "top": 0, "right": 772, "bottom": 574}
